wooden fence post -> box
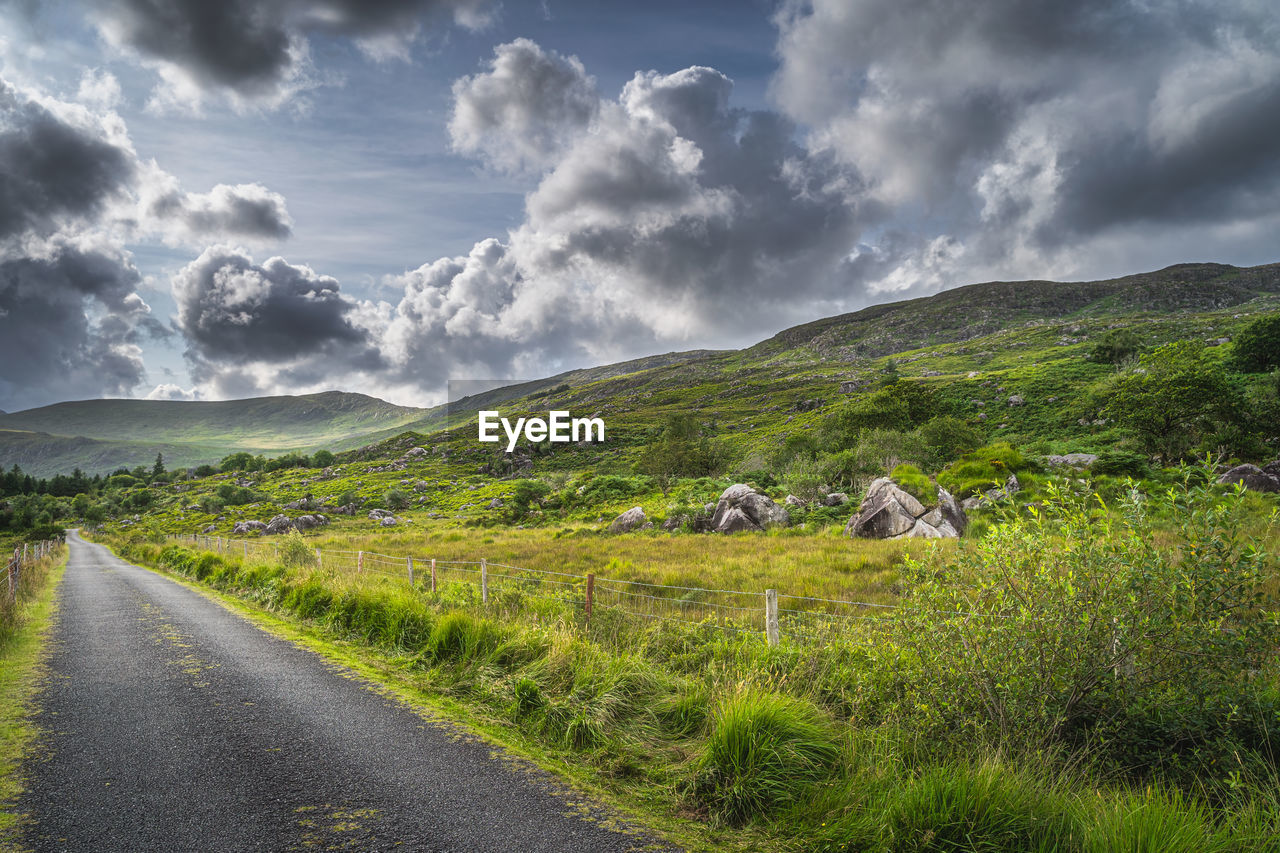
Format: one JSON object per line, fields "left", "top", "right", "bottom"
{"left": 316, "top": 547, "right": 322, "bottom": 567}
{"left": 358, "top": 551, "right": 364, "bottom": 573}
{"left": 407, "top": 556, "right": 414, "bottom": 587}
{"left": 585, "top": 573, "right": 595, "bottom": 624}
{"left": 430, "top": 558, "right": 437, "bottom": 593}
{"left": 480, "top": 558, "right": 488, "bottom": 605}
{"left": 765, "top": 589, "right": 779, "bottom": 647}
{"left": 243, "top": 541, "right": 248, "bottom": 558}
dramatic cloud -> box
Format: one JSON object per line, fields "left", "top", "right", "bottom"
{"left": 172, "top": 246, "right": 383, "bottom": 397}
{"left": 0, "top": 80, "right": 135, "bottom": 241}
{"left": 450, "top": 39, "right": 599, "bottom": 174}
{"left": 0, "top": 241, "right": 156, "bottom": 411}
{"left": 0, "top": 76, "right": 293, "bottom": 409}
{"left": 88, "top": 0, "right": 495, "bottom": 108}
{"left": 771, "top": 0, "right": 1280, "bottom": 284}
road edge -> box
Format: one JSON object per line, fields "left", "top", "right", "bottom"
{"left": 0, "top": 550, "right": 68, "bottom": 850}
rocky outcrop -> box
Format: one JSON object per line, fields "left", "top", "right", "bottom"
{"left": 1218, "top": 463, "right": 1280, "bottom": 493}
{"left": 784, "top": 495, "right": 807, "bottom": 507}
{"left": 294, "top": 514, "right": 329, "bottom": 531}
{"left": 232, "top": 520, "right": 267, "bottom": 535}
{"left": 1045, "top": 453, "right": 1099, "bottom": 469}
{"left": 709, "top": 484, "right": 790, "bottom": 533}
{"left": 367, "top": 509, "right": 396, "bottom": 520}
{"left": 822, "top": 492, "right": 849, "bottom": 506}
{"left": 845, "top": 478, "right": 968, "bottom": 540}
{"left": 608, "top": 506, "right": 648, "bottom": 534}
{"left": 264, "top": 514, "right": 295, "bottom": 535}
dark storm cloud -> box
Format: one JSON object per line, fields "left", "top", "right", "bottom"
{"left": 172, "top": 246, "right": 382, "bottom": 388}
{"left": 772, "top": 0, "right": 1280, "bottom": 272}
{"left": 88, "top": 0, "right": 494, "bottom": 102}
{"left": 144, "top": 181, "right": 294, "bottom": 243}
{"left": 0, "top": 81, "right": 135, "bottom": 241}
{"left": 0, "top": 245, "right": 150, "bottom": 411}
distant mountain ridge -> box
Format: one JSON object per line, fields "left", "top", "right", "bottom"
{"left": 1, "top": 261, "right": 1276, "bottom": 477}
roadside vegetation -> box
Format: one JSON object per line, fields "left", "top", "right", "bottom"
{"left": 11, "top": 279, "right": 1280, "bottom": 849}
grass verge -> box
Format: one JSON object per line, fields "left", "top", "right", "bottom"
{"left": 0, "top": 547, "right": 66, "bottom": 845}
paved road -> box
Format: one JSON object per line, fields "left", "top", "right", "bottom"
{"left": 20, "top": 532, "right": 671, "bottom": 852}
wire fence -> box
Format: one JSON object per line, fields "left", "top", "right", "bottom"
{"left": 6, "top": 536, "right": 62, "bottom": 606}
{"left": 170, "top": 533, "right": 899, "bottom": 647}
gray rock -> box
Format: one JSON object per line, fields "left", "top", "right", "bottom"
{"left": 367, "top": 509, "right": 395, "bottom": 520}
{"left": 1045, "top": 453, "right": 1099, "bottom": 469}
{"left": 380, "top": 517, "right": 398, "bottom": 527}
{"left": 716, "top": 506, "right": 761, "bottom": 534}
{"left": 1217, "top": 464, "right": 1280, "bottom": 493}
{"left": 294, "top": 514, "right": 328, "bottom": 531}
{"left": 265, "top": 514, "right": 295, "bottom": 535}
{"left": 1005, "top": 474, "right": 1021, "bottom": 494}
{"left": 1264, "top": 461, "right": 1280, "bottom": 479}
{"left": 961, "top": 496, "right": 982, "bottom": 511}
{"left": 900, "top": 519, "right": 944, "bottom": 539}
{"left": 201, "top": 524, "right": 217, "bottom": 534}
{"left": 1007, "top": 394, "right": 1025, "bottom": 406}
{"left": 232, "top": 520, "right": 267, "bottom": 535}
{"left": 936, "top": 487, "right": 968, "bottom": 535}
{"left": 784, "top": 495, "right": 807, "bottom": 507}
{"left": 608, "top": 506, "right": 648, "bottom": 534}
{"left": 844, "top": 479, "right": 923, "bottom": 539}
{"left": 710, "top": 484, "right": 790, "bottom": 533}
{"left": 488, "top": 498, "right": 504, "bottom": 509}
{"left": 822, "top": 492, "right": 849, "bottom": 507}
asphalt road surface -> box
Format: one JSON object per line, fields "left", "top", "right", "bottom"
{"left": 20, "top": 531, "right": 673, "bottom": 852}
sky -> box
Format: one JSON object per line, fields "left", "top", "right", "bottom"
{"left": 1, "top": 0, "right": 1278, "bottom": 412}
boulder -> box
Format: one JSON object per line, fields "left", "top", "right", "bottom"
{"left": 294, "top": 514, "right": 328, "bottom": 531}
{"left": 844, "top": 479, "right": 921, "bottom": 538}
{"left": 846, "top": 478, "right": 967, "bottom": 540}
{"left": 380, "top": 517, "right": 398, "bottom": 527}
{"left": 367, "top": 509, "right": 395, "bottom": 520}
{"left": 201, "top": 524, "right": 216, "bottom": 534}
{"left": 784, "top": 495, "right": 807, "bottom": 507}
{"left": 716, "top": 506, "right": 762, "bottom": 534}
{"left": 488, "top": 498, "right": 504, "bottom": 509}
{"left": 1264, "top": 461, "right": 1280, "bottom": 479}
{"left": 822, "top": 492, "right": 849, "bottom": 506}
{"left": 1217, "top": 464, "right": 1280, "bottom": 493}
{"left": 709, "top": 484, "right": 790, "bottom": 533}
{"left": 232, "top": 520, "right": 267, "bottom": 535}
{"left": 1045, "top": 453, "right": 1099, "bottom": 469}
{"left": 1007, "top": 394, "right": 1025, "bottom": 406}
{"left": 608, "top": 506, "right": 648, "bottom": 534}
{"left": 264, "top": 514, "right": 295, "bottom": 535}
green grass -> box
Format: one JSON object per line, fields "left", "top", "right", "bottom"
{"left": 0, "top": 546, "right": 66, "bottom": 841}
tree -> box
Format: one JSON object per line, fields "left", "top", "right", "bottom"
{"left": 384, "top": 489, "right": 410, "bottom": 511}
{"left": 1102, "top": 342, "right": 1238, "bottom": 463}
{"left": 312, "top": 449, "right": 335, "bottom": 467}
{"left": 509, "top": 479, "right": 551, "bottom": 519}
{"left": 636, "top": 413, "right": 722, "bottom": 496}
{"left": 220, "top": 452, "right": 255, "bottom": 473}
{"left": 1231, "top": 312, "right": 1280, "bottom": 373}
{"left": 152, "top": 453, "right": 166, "bottom": 479}
{"left": 1089, "top": 328, "right": 1144, "bottom": 365}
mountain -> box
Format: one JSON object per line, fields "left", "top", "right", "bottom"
{"left": 2, "top": 261, "right": 1277, "bottom": 478}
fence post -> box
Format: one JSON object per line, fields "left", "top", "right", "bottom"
{"left": 481, "top": 558, "right": 488, "bottom": 605}
{"left": 407, "top": 556, "right": 414, "bottom": 588}
{"left": 585, "top": 573, "right": 595, "bottom": 624}
{"left": 243, "top": 541, "right": 248, "bottom": 558}
{"left": 765, "top": 589, "right": 779, "bottom": 647}
{"left": 316, "top": 547, "right": 322, "bottom": 567}
{"left": 430, "top": 558, "right": 437, "bottom": 593}
{"left": 358, "top": 551, "right": 364, "bottom": 573}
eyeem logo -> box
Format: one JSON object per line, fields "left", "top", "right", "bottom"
{"left": 478, "top": 411, "right": 605, "bottom": 452}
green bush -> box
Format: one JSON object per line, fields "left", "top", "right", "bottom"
{"left": 892, "top": 467, "right": 1280, "bottom": 768}
{"left": 890, "top": 463, "right": 937, "bottom": 503}
{"left": 917, "top": 415, "right": 985, "bottom": 467}
{"left": 1090, "top": 328, "right": 1145, "bottom": 364}
{"left": 1092, "top": 449, "right": 1149, "bottom": 479}
{"left": 1231, "top": 312, "right": 1280, "bottom": 373}
{"left": 277, "top": 529, "right": 317, "bottom": 569}
{"left": 384, "top": 488, "right": 410, "bottom": 511}
{"left": 690, "top": 691, "right": 841, "bottom": 824}
{"left": 937, "top": 442, "right": 1027, "bottom": 498}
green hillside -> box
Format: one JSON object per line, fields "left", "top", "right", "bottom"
{"left": 3, "top": 261, "right": 1278, "bottom": 479}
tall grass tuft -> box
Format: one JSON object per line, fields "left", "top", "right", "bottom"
{"left": 690, "top": 690, "right": 841, "bottom": 824}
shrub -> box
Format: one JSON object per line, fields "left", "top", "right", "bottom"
{"left": 277, "top": 529, "right": 317, "bottom": 569}
{"left": 892, "top": 467, "right": 1280, "bottom": 767}
{"left": 1231, "top": 312, "right": 1280, "bottom": 373}
{"left": 1092, "top": 449, "right": 1149, "bottom": 479}
{"left": 1090, "top": 328, "right": 1145, "bottom": 364}
{"left": 690, "top": 691, "right": 841, "bottom": 824}
{"left": 917, "top": 415, "right": 985, "bottom": 467}
{"left": 783, "top": 456, "right": 827, "bottom": 502}
{"left": 890, "top": 463, "right": 937, "bottom": 503}
{"left": 384, "top": 488, "right": 410, "bottom": 511}
{"left": 936, "top": 442, "right": 1027, "bottom": 498}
